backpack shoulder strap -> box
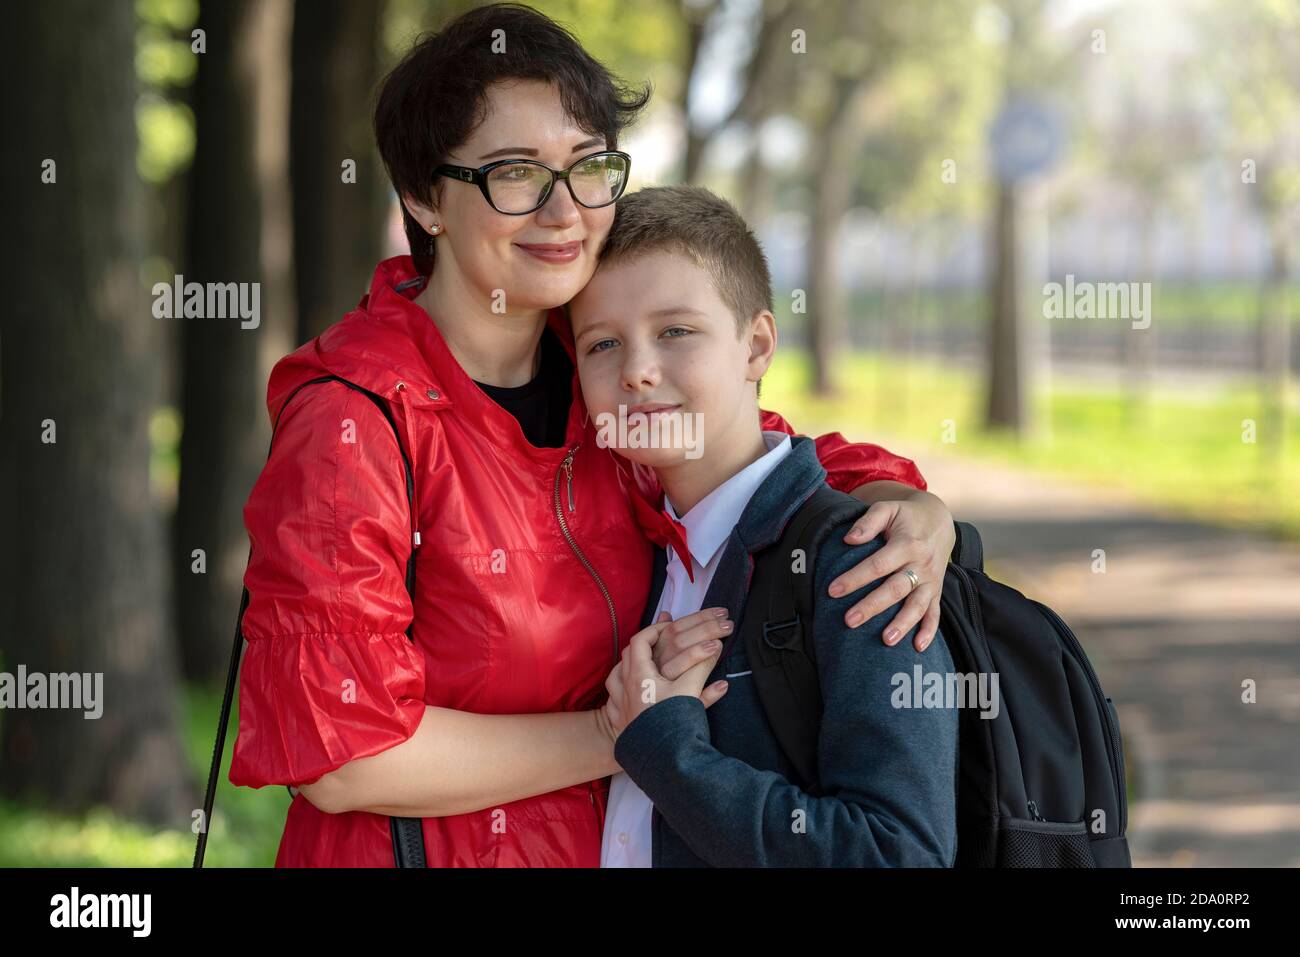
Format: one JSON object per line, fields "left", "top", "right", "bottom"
{"left": 741, "top": 485, "right": 866, "bottom": 794}
{"left": 951, "top": 520, "right": 984, "bottom": 571}
{"left": 194, "top": 374, "right": 426, "bottom": 868}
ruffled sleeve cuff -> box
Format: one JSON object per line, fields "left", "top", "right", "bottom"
{"left": 228, "top": 630, "right": 426, "bottom": 789}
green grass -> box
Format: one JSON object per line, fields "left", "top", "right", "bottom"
{"left": 764, "top": 349, "right": 1300, "bottom": 541}
{"left": 819, "top": 281, "right": 1300, "bottom": 330}
{"left": 0, "top": 685, "right": 284, "bottom": 867}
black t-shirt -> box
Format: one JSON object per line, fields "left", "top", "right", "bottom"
{"left": 473, "top": 325, "right": 574, "bottom": 448}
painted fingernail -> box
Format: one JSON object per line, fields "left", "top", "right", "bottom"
{"left": 884, "top": 628, "right": 900, "bottom": 644}
{"left": 713, "top": 607, "right": 728, "bottom": 617}
{"left": 846, "top": 611, "right": 864, "bottom": 627}
{"left": 719, "top": 621, "right": 733, "bottom": 632}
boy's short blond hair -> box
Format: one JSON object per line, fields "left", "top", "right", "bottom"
{"left": 597, "top": 185, "right": 774, "bottom": 340}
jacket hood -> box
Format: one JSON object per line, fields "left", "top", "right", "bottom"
{"left": 264, "top": 255, "right": 578, "bottom": 426}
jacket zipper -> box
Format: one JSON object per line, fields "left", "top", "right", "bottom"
{"left": 553, "top": 444, "right": 620, "bottom": 666}
{"left": 564, "top": 453, "right": 575, "bottom": 512}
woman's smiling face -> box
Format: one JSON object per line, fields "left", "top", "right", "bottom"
{"left": 401, "top": 78, "right": 618, "bottom": 313}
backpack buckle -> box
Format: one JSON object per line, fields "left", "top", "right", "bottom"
{"left": 762, "top": 615, "right": 802, "bottom": 651}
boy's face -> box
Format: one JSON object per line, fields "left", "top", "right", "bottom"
{"left": 569, "top": 248, "right": 775, "bottom": 469}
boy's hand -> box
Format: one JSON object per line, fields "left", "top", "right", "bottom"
{"left": 602, "top": 612, "right": 729, "bottom": 738}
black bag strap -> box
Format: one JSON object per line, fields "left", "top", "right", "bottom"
{"left": 194, "top": 374, "right": 426, "bottom": 868}
{"left": 741, "top": 485, "right": 866, "bottom": 794}
{"left": 951, "top": 520, "right": 983, "bottom": 571}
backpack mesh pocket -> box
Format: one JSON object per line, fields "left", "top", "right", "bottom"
{"left": 998, "top": 817, "right": 1095, "bottom": 868}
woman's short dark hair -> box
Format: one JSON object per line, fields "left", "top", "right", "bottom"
{"left": 373, "top": 2, "right": 651, "bottom": 277}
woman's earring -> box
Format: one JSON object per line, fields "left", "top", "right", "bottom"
{"left": 428, "top": 223, "right": 441, "bottom": 235}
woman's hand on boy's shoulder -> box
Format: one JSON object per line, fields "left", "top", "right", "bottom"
{"left": 827, "top": 491, "right": 955, "bottom": 653}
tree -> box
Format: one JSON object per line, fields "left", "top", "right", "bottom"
{"left": 677, "top": 0, "right": 800, "bottom": 185}
{"left": 1095, "top": 87, "right": 1209, "bottom": 430}
{"left": 0, "top": 0, "right": 192, "bottom": 825}
{"left": 1197, "top": 0, "right": 1300, "bottom": 472}
{"left": 668, "top": 0, "right": 985, "bottom": 395}
{"left": 984, "top": 0, "right": 1050, "bottom": 434}
{"left": 292, "top": 0, "right": 389, "bottom": 343}
{"left": 795, "top": 0, "right": 975, "bottom": 395}
{"left": 175, "top": 0, "right": 296, "bottom": 684}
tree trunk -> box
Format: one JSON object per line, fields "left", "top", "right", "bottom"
{"left": 0, "top": 0, "right": 192, "bottom": 825}
{"left": 806, "top": 157, "right": 843, "bottom": 396}
{"left": 737, "top": 134, "right": 773, "bottom": 227}
{"left": 175, "top": 0, "right": 296, "bottom": 685}
{"left": 807, "top": 77, "right": 865, "bottom": 397}
{"left": 679, "top": 2, "right": 713, "bottom": 184}
{"left": 292, "top": 0, "right": 387, "bottom": 343}
{"left": 985, "top": 180, "right": 1028, "bottom": 433}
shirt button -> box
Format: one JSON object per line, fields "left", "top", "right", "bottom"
{"left": 618, "top": 832, "right": 629, "bottom": 844}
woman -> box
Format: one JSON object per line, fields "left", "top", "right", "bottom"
{"left": 228, "top": 2, "right": 955, "bottom": 867}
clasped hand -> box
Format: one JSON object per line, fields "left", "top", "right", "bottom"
{"left": 598, "top": 607, "right": 732, "bottom": 742}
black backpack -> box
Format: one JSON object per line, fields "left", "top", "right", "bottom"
{"left": 194, "top": 374, "right": 428, "bottom": 868}
{"left": 740, "top": 484, "right": 1132, "bottom": 868}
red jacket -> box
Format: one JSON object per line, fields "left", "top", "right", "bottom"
{"left": 228, "top": 255, "right": 927, "bottom": 867}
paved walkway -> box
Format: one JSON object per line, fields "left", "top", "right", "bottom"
{"left": 910, "top": 443, "right": 1300, "bottom": 867}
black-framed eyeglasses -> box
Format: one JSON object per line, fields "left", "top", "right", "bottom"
{"left": 435, "top": 150, "right": 631, "bottom": 215}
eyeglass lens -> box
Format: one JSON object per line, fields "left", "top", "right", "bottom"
{"left": 485, "top": 153, "right": 628, "bottom": 213}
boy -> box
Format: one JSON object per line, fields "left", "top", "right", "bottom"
{"left": 568, "top": 185, "right": 959, "bottom": 867}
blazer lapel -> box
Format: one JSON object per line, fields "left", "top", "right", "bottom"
{"left": 639, "top": 533, "right": 748, "bottom": 641}
{"left": 700, "top": 531, "right": 752, "bottom": 658}
{"left": 638, "top": 545, "right": 670, "bottom": 630}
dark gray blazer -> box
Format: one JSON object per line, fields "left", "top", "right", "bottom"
{"left": 613, "top": 433, "right": 959, "bottom": 867}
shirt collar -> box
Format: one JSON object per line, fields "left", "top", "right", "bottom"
{"left": 664, "top": 431, "right": 793, "bottom": 571}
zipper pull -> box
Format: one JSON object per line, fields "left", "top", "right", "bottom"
{"left": 562, "top": 447, "right": 577, "bottom": 512}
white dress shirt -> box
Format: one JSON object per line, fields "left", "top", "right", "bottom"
{"left": 600, "top": 430, "right": 793, "bottom": 867}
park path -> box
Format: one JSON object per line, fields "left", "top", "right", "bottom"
{"left": 903, "top": 441, "right": 1300, "bottom": 867}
